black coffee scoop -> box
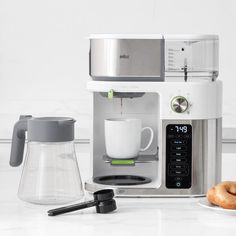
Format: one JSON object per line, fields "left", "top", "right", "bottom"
{"left": 48, "top": 189, "right": 117, "bottom": 216}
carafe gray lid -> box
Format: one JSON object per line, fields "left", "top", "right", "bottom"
{"left": 27, "top": 117, "right": 75, "bottom": 142}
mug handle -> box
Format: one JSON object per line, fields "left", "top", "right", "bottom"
{"left": 140, "top": 127, "right": 154, "bottom": 152}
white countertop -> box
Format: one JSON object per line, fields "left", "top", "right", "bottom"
{"left": 1, "top": 143, "right": 236, "bottom": 236}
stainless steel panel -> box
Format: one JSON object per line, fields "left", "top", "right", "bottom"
{"left": 90, "top": 38, "right": 164, "bottom": 80}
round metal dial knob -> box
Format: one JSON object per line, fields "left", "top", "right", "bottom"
{"left": 171, "top": 96, "right": 188, "bottom": 113}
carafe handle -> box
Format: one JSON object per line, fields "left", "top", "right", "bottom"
{"left": 10, "top": 115, "right": 32, "bottom": 167}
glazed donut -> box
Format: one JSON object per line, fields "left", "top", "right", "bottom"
{"left": 207, "top": 181, "right": 236, "bottom": 210}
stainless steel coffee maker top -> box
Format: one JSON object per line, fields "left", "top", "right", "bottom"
{"left": 89, "top": 34, "right": 219, "bottom": 81}
{"left": 90, "top": 35, "right": 164, "bottom": 81}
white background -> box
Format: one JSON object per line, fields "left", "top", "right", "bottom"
{"left": 0, "top": 0, "right": 236, "bottom": 140}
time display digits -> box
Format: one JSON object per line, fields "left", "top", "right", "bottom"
{"left": 175, "top": 125, "right": 188, "bottom": 133}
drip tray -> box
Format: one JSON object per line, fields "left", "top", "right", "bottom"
{"left": 93, "top": 175, "right": 151, "bottom": 186}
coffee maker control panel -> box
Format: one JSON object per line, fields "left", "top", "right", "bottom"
{"left": 165, "top": 124, "right": 192, "bottom": 189}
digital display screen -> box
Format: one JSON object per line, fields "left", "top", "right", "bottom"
{"left": 168, "top": 125, "right": 190, "bottom": 134}
{"left": 174, "top": 125, "right": 188, "bottom": 133}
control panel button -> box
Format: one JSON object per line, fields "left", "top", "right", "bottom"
{"left": 171, "top": 152, "right": 187, "bottom": 157}
{"left": 174, "top": 177, "right": 183, "bottom": 181}
{"left": 171, "top": 96, "right": 189, "bottom": 113}
{"left": 169, "top": 164, "right": 188, "bottom": 170}
{"left": 171, "top": 140, "right": 187, "bottom": 145}
{"left": 169, "top": 170, "right": 188, "bottom": 176}
{"left": 171, "top": 146, "right": 187, "bottom": 151}
{"left": 171, "top": 158, "right": 187, "bottom": 163}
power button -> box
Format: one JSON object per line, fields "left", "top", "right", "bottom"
{"left": 176, "top": 182, "right": 182, "bottom": 187}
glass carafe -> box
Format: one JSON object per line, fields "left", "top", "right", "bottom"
{"left": 10, "top": 116, "right": 84, "bottom": 205}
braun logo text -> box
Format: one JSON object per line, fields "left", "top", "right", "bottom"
{"left": 120, "top": 54, "right": 130, "bottom": 59}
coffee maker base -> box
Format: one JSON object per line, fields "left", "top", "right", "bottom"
{"left": 85, "top": 179, "right": 206, "bottom": 198}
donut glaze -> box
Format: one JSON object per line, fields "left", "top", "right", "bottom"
{"left": 207, "top": 181, "right": 236, "bottom": 210}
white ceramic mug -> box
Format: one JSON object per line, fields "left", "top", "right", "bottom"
{"left": 105, "top": 118, "right": 154, "bottom": 159}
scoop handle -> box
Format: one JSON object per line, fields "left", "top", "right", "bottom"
{"left": 9, "top": 115, "right": 32, "bottom": 167}
{"left": 48, "top": 200, "right": 97, "bottom": 216}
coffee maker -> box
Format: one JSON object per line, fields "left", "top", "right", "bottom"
{"left": 85, "top": 34, "right": 222, "bottom": 197}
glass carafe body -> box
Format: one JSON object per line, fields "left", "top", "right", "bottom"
{"left": 18, "top": 141, "right": 84, "bottom": 205}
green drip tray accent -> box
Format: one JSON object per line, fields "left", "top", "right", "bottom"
{"left": 111, "top": 159, "right": 135, "bottom": 165}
